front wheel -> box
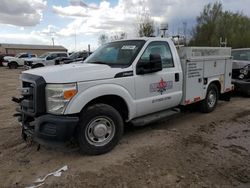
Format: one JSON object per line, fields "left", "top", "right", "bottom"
{"left": 200, "top": 84, "right": 219, "bottom": 113}
{"left": 77, "top": 104, "right": 124, "bottom": 155}
{"left": 9, "top": 62, "right": 18, "bottom": 69}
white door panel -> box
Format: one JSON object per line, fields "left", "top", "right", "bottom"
{"left": 134, "top": 41, "right": 182, "bottom": 117}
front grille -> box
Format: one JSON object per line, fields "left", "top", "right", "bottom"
{"left": 24, "top": 61, "right": 33, "bottom": 66}
{"left": 21, "top": 81, "right": 35, "bottom": 114}
{"left": 20, "top": 73, "right": 46, "bottom": 117}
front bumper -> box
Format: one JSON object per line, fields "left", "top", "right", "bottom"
{"left": 15, "top": 73, "right": 79, "bottom": 144}
{"left": 23, "top": 65, "right": 31, "bottom": 70}
{"left": 2, "top": 62, "right": 8, "bottom": 67}
{"left": 22, "top": 114, "right": 79, "bottom": 142}
{"left": 232, "top": 79, "right": 250, "bottom": 95}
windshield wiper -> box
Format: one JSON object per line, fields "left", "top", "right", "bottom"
{"left": 87, "top": 61, "right": 110, "bottom": 65}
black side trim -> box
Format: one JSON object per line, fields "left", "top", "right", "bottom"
{"left": 175, "top": 73, "right": 179, "bottom": 82}
{"left": 34, "top": 114, "right": 79, "bottom": 141}
{"left": 114, "top": 71, "right": 133, "bottom": 78}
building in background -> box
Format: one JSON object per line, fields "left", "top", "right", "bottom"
{"left": 0, "top": 43, "right": 67, "bottom": 56}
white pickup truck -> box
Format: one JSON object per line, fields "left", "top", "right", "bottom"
{"left": 13, "top": 38, "right": 233, "bottom": 155}
{"left": 3, "top": 53, "right": 37, "bottom": 69}
{"left": 24, "top": 51, "right": 69, "bottom": 69}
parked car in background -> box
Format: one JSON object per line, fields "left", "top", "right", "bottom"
{"left": 24, "top": 51, "right": 69, "bottom": 69}
{"left": 55, "top": 51, "right": 92, "bottom": 65}
{"left": 2, "top": 53, "right": 37, "bottom": 69}
{"left": 232, "top": 48, "right": 250, "bottom": 96}
{"left": 0, "top": 54, "right": 15, "bottom": 66}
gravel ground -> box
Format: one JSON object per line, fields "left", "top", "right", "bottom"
{"left": 0, "top": 67, "right": 249, "bottom": 188}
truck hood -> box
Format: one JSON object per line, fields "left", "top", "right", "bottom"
{"left": 3, "top": 56, "right": 15, "bottom": 61}
{"left": 233, "top": 60, "right": 250, "bottom": 69}
{"left": 23, "top": 63, "right": 123, "bottom": 83}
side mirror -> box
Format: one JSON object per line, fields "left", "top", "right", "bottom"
{"left": 137, "top": 54, "right": 162, "bottom": 75}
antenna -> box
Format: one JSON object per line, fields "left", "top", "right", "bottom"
{"left": 220, "top": 37, "right": 227, "bottom": 47}
{"left": 160, "top": 23, "right": 168, "bottom": 38}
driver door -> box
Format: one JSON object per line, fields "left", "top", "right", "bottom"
{"left": 134, "top": 41, "right": 181, "bottom": 117}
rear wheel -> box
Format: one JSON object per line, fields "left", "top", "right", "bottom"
{"left": 200, "top": 83, "right": 219, "bottom": 113}
{"left": 9, "top": 62, "right": 18, "bottom": 69}
{"left": 77, "top": 104, "right": 124, "bottom": 155}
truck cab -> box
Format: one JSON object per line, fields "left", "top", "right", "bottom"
{"left": 14, "top": 38, "right": 233, "bottom": 155}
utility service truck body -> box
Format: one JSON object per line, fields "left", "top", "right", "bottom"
{"left": 14, "top": 38, "right": 233, "bottom": 154}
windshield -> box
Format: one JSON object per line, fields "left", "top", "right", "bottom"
{"left": 84, "top": 40, "right": 145, "bottom": 67}
{"left": 69, "top": 52, "right": 83, "bottom": 59}
{"left": 15, "top": 53, "right": 21, "bottom": 58}
{"left": 39, "top": 52, "right": 50, "bottom": 58}
{"left": 232, "top": 50, "right": 250, "bottom": 61}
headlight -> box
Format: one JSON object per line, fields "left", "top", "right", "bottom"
{"left": 45, "top": 83, "right": 77, "bottom": 114}
{"left": 240, "top": 67, "right": 248, "bottom": 75}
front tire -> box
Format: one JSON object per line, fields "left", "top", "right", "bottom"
{"left": 9, "top": 62, "right": 18, "bottom": 69}
{"left": 77, "top": 104, "right": 124, "bottom": 155}
{"left": 200, "top": 83, "right": 219, "bottom": 113}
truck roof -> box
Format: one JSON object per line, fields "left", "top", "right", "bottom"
{"left": 114, "top": 37, "right": 171, "bottom": 42}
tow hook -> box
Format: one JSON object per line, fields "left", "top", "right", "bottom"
{"left": 12, "top": 96, "right": 23, "bottom": 103}
{"left": 26, "top": 135, "right": 33, "bottom": 146}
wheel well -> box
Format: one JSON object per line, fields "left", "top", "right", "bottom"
{"left": 209, "top": 81, "right": 221, "bottom": 94}
{"left": 83, "top": 95, "right": 129, "bottom": 121}
{"left": 33, "top": 63, "right": 44, "bottom": 67}
{"left": 9, "top": 61, "right": 18, "bottom": 65}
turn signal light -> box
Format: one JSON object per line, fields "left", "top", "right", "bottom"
{"left": 64, "top": 89, "right": 77, "bottom": 100}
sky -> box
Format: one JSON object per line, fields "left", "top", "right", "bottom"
{"left": 0, "top": 0, "right": 250, "bottom": 52}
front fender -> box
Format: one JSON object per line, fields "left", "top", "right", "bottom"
{"left": 64, "top": 83, "right": 136, "bottom": 120}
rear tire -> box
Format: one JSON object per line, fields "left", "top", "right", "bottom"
{"left": 200, "top": 83, "right": 219, "bottom": 113}
{"left": 77, "top": 104, "right": 124, "bottom": 155}
{"left": 9, "top": 62, "right": 18, "bottom": 69}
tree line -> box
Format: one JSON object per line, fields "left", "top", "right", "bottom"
{"left": 190, "top": 2, "right": 250, "bottom": 48}
{"left": 98, "top": 2, "right": 250, "bottom": 48}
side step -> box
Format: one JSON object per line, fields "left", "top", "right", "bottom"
{"left": 131, "top": 108, "right": 181, "bottom": 127}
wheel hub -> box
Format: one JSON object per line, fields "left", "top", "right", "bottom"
{"left": 93, "top": 124, "right": 108, "bottom": 137}
{"left": 85, "top": 117, "right": 115, "bottom": 146}
{"left": 208, "top": 90, "right": 216, "bottom": 107}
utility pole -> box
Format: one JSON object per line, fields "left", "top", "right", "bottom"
{"left": 88, "top": 44, "right": 90, "bottom": 53}
{"left": 74, "top": 28, "right": 77, "bottom": 50}
{"left": 52, "top": 37, "right": 54, "bottom": 46}
{"left": 48, "top": 31, "right": 56, "bottom": 46}
{"left": 183, "top": 21, "right": 187, "bottom": 45}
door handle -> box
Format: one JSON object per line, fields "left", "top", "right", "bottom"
{"left": 175, "top": 73, "right": 179, "bottom": 82}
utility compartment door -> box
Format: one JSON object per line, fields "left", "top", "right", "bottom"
{"left": 182, "top": 60, "right": 204, "bottom": 104}
{"left": 204, "top": 59, "right": 225, "bottom": 77}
